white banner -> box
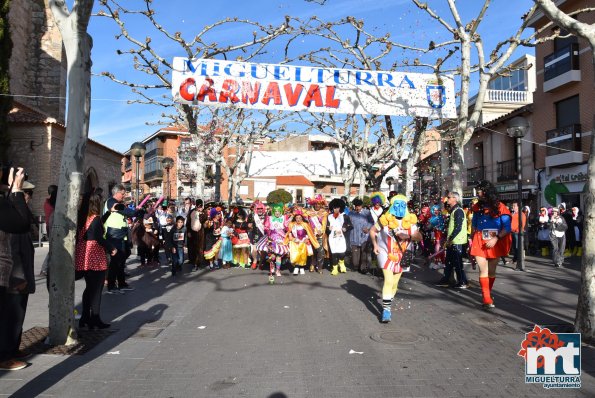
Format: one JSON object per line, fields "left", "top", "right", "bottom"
{"left": 171, "top": 58, "right": 456, "bottom": 118}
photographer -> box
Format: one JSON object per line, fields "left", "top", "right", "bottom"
{"left": 0, "top": 167, "right": 35, "bottom": 371}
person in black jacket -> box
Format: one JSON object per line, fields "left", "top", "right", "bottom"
{"left": 0, "top": 167, "right": 35, "bottom": 371}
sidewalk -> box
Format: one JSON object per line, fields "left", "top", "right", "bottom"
{"left": 0, "top": 247, "right": 593, "bottom": 397}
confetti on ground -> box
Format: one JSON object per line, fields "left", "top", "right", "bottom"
{"left": 349, "top": 349, "right": 364, "bottom": 355}
{"left": 283, "top": 305, "right": 290, "bottom": 308}
{"left": 107, "top": 351, "right": 120, "bottom": 355}
{"left": 197, "top": 326, "right": 206, "bottom": 329}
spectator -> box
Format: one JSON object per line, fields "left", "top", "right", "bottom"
{"left": 349, "top": 198, "right": 373, "bottom": 274}
{"left": 510, "top": 202, "right": 527, "bottom": 264}
{"left": 39, "top": 185, "right": 57, "bottom": 276}
{"left": 549, "top": 208, "right": 567, "bottom": 268}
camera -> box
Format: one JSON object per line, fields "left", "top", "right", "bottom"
{"left": 0, "top": 163, "right": 28, "bottom": 186}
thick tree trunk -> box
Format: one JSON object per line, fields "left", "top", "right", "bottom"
{"left": 48, "top": 0, "right": 94, "bottom": 345}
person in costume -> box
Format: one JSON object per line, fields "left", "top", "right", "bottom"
{"left": 370, "top": 194, "right": 421, "bottom": 323}
{"left": 571, "top": 207, "right": 583, "bottom": 257}
{"left": 418, "top": 204, "right": 433, "bottom": 257}
{"left": 306, "top": 194, "right": 328, "bottom": 273}
{"left": 470, "top": 180, "right": 512, "bottom": 309}
{"left": 349, "top": 198, "right": 374, "bottom": 273}
{"left": 369, "top": 192, "right": 386, "bottom": 224}
{"left": 219, "top": 218, "right": 234, "bottom": 268}
{"left": 231, "top": 207, "right": 251, "bottom": 268}
{"left": 428, "top": 204, "right": 446, "bottom": 269}
{"left": 285, "top": 208, "right": 320, "bottom": 275}
{"left": 186, "top": 199, "right": 206, "bottom": 271}
{"left": 256, "top": 203, "right": 289, "bottom": 276}
{"left": 203, "top": 207, "right": 223, "bottom": 269}
{"left": 326, "top": 198, "right": 353, "bottom": 276}
{"left": 537, "top": 207, "right": 551, "bottom": 257}
{"left": 248, "top": 201, "right": 267, "bottom": 270}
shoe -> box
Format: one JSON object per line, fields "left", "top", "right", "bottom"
{"left": 434, "top": 279, "right": 450, "bottom": 287}
{"left": 0, "top": 359, "right": 28, "bottom": 371}
{"left": 88, "top": 315, "right": 110, "bottom": 329}
{"left": 331, "top": 265, "right": 339, "bottom": 276}
{"left": 381, "top": 309, "right": 391, "bottom": 323}
{"left": 454, "top": 283, "right": 469, "bottom": 289}
{"left": 309, "top": 265, "right": 315, "bottom": 273}
{"left": 251, "top": 262, "right": 258, "bottom": 270}
{"left": 293, "top": 267, "right": 299, "bottom": 275}
{"left": 338, "top": 260, "right": 347, "bottom": 273}
{"left": 119, "top": 285, "right": 135, "bottom": 291}
{"left": 482, "top": 303, "right": 495, "bottom": 310}
{"left": 105, "top": 288, "right": 122, "bottom": 295}
{"left": 299, "top": 268, "right": 305, "bottom": 275}
{"left": 275, "top": 269, "right": 281, "bottom": 277}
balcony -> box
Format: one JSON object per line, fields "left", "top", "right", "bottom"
{"left": 466, "top": 166, "right": 485, "bottom": 186}
{"left": 144, "top": 147, "right": 164, "bottom": 159}
{"left": 543, "top": 43, "right": 580, "bottom": 92}
{"left": 144, "top": 169, "right": 163, "bottom": 182}
{"left": 497, "top": 159, "right": 516, "bottom": 182}
{"left": 486, "top": 89, "right": 532, "bottom": 104}
{"left": 545, "top": 124, "right": 583, "bottom": 167}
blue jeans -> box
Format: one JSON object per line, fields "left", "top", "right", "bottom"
{"left": 172, "top": 247, "right": 184, "bottom": 268}
{"left": 443, "top": 244, "right": 468, "bottom": 285}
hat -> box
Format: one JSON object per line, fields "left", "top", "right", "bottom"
{"left": 551, "top": 207, "right": 559, "bottom": 213}
{"left": 559, "top": 202, "right": 566, "bottom": 210}
{"left": 307, "top": 194, "right": 327, "bottom": 206}
{"left": 144, "top": 217, "right": 154, "bottom": 224}
{"left": 22, "top": 181, "right": 35, "bottom": 190}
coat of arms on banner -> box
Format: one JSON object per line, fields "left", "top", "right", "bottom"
{"left": 426, "top": 78, "right": 446, "bottom": 109}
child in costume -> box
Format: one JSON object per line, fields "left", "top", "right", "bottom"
{"left": 306, "top": 195, "right": 328, "bottom": 273}
{"left": 470, "top": 180, "right": 512, "bottom": 309}
{"left": 429, "top": 204, "right": 446, "bottom": 269}
{"left": 256, "top": 203, "right": 289, "bottom": 277}
{"left": 369, "top": 192, "right": 386, "bottom": 224}
{"left": 249, "top": 201, "right": 267, "bottom": 269}
{"left": 285, "top": 208, "right": 319, "bottom": 275}
{"left": 370, "top": 194, "right": 421, "bottom": 323}
{"left": 203, "top": 207, "right": 223, "bottom": 269}
{"left": 326, "top": 198, "right": 353, "bottom": 276}
{"left": 232, "top": 207, "right": 251, "bottom": 268}
{"left": 219, "top": 218, "right": 234, "bottom": 268}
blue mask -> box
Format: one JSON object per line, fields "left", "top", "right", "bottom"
{"left": 390, "top": 200, "right": 407, "bottom": 218}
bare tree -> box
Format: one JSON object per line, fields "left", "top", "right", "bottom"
{"left": 47, "top": 0, "right": 94, "bottom": 345}
{"left": 96, "top": 0, "right": 296, "bottom": 198}
{"left": 532, "top": 0, "right": 595, "bottom": 341}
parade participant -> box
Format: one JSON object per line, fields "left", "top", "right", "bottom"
{"left": 162, "top": 214, "right": 175, "bottom": 266}
{"left": 248, "top": 201, "right": 267, "bottom": 270}
{"left": 418, "top": 204, "right": 433, "bottom": 257}
{"left": 369, "top": 192, "right": 386, "bottom": 224}
{"left": 203, "top": 207, "right": 223, "bottom": 270}
{"left": 549, "top": 208, "right": 568, "bottom": 268}
{"left": 470, "top": 180, "right": 512, "bottom": 309}
{"left": 285, "top": 208, "right": 319, "bottom": 275}
{"left": 170, "top": 216, "right": 187, "bottom": 276}
{"left": 537, "top": 207, "right": 551, "bottom": 257}
{"left": 509, "top": 202, "right": 527, "bottom": 264}
{"left": 464, "top": 202, "right": 477, "bottom": 270}
{"left": 369, "top": 194, "right": 421, "bottom": 323}
{"left": 326, "top": 198, "right": 353, "bottom": 276}
{"left": 429, "top": 204, "right": 446, "bottom": 269}
{"left": 306, "top": 194, "right": 328, "bottom": 273}
{"left": 435, "top": 192, "right": 468, "bottom": 289}
{"left": 186, "top": 199, "right": 205, "bottom": 271}
{"left": 349, "top": 198, "right": 374, "bottom": 273}
{"left": 256, "top": 203, "right": 289, "bottom": 277}
{"left": 219, "top": 218, "right": 234, "bottom": 269}
{"left": 231, "top": 207, "right": 251, "bottom": 268}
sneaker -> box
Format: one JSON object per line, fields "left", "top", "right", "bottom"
{"left": 454, "top": 283, "right": 469, "bottom": 289}
{"left": 119, "top": 285, "right": 135, "bottom": 291}
{"left": 293, "top": 268, "right": 299, "bottom": 275}
{"left": 381, "top": 309, "right": 391, "bottom": 323}
{"left": 275, "top": 269, "right": 281, "bottom": 277}
{"left": 105, "top": 288, "right": 123, "bottom": 295}
{"left": 482, "top": 303, "right": 495, "bottom": 310}
{"left": 0, "top": 359, "right": 28, "bottom": 371}
{"left": 299, "top": 268, "right": 305, "bottom": 275}
{"left": 434, "top": 279, "right": 450, "bottom": 287}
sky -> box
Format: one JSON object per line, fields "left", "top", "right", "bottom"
{"left": 86, "top": 0, "right": 536, "bottom": 153}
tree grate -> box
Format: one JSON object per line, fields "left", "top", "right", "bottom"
{"left": 19, "top": 326, "right": 115, "bottom": 356}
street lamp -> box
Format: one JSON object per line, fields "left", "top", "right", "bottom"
{"left": 386, "top": 177, "right": 394, "bottom": 193}
{"left": 507, "top": 116, "right": 529, "bottom": 272}
{"left": 161, "top": 156, "right": 174, "bottom": 202}
{"left": 130, "top": 142, "right": 146, "bottom": 206}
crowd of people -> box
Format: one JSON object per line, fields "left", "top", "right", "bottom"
{"left": 0, "top": 170, "right": 586, "bottom": 371}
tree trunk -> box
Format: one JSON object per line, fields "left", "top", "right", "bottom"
{"left": 48, "top": 0, "right": 94, "bottom": 345}
{"left": 358, "top": 169, "right": 366, "bottom": 198}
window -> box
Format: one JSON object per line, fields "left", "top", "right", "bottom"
{"left": 488, "top": 69, "right": 526, "bottom": 91}
{"left": 556, "top": 95, "right": 580, "bottom": 127}
{"left": 330, "top": 187, "right": 337, "bottom": 194}
{"left": 553, "top": 29, "right": 577, "bottom": 52}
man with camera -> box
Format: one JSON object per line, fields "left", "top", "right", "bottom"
{"left": 0, "top": 166, "right": 35, "bottom": 371}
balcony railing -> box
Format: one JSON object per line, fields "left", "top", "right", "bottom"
{"left": 466, "top": 166, "right": 485, "bottom": 186}
{"left": 544, "top": 43, "right": 579, "bottom": 82}
{"left": 486, "top": 89, "right": 531, "bottom": 103}
{"left": 144, "top": 147, "right": 164, "bottom": 159}
{"left": 144, "top": 169, "right": 163, "bottom": 181}
{"left": 497, "top": 159, "right": 516, "bottom": 182}
{"left": 546, "top": 124, "right": 581, "bottom": 156}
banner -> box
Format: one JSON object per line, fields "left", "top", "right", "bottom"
{"left": 171, "top": 58, "right": 456, "bottom": 118}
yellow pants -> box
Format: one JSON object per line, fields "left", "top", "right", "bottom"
{"left": 382, "top": 269, "right": 403, "bottom": 300}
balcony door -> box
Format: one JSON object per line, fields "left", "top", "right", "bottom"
{"left": 556, "top": 95, "right": 580, "bottom": 128}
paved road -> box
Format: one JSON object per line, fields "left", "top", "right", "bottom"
{"left": 1, "top": 247, "right": 593, "bottom": 397}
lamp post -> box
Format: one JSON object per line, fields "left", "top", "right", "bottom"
{"left": 386, "top": 177, "right": 394, "bottom": 193}
{"left": 130, "top": 142, "right": 146, "bottom": 206}
{"left": 161, "top": 157, "right": 174, "bottom": 203}
{"left": 507, "top": 116, "right": 529, "bottom": 272}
